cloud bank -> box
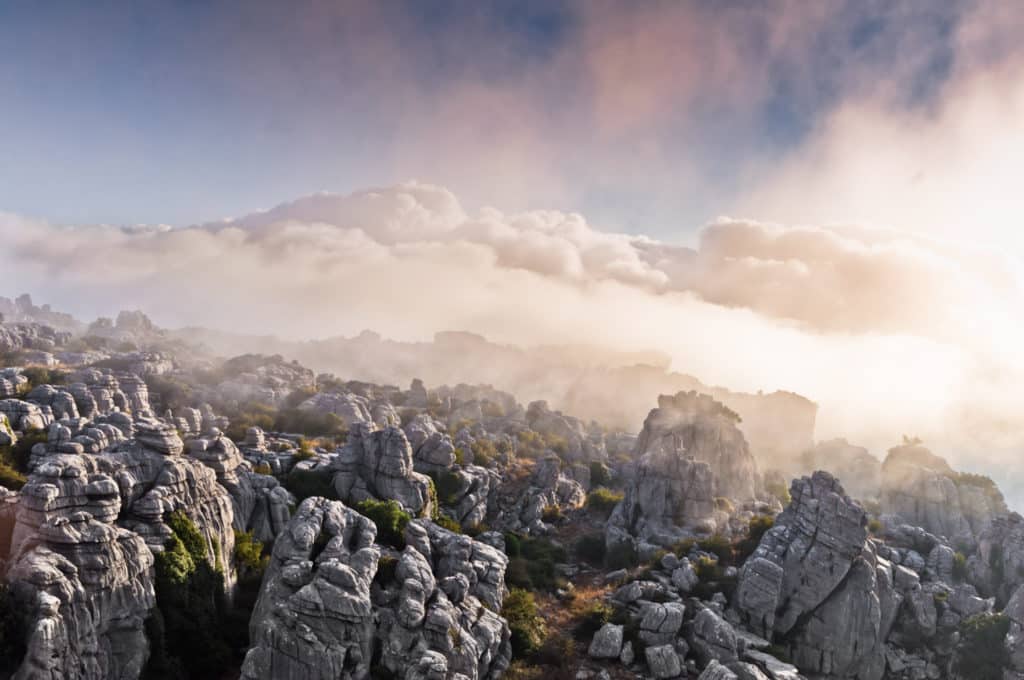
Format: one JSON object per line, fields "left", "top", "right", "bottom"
{"left": 3, "top": 183, "right": 1022, "bottom": 471}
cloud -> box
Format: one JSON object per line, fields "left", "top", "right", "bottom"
{"left": 3, "top": 182, "right": 1023, "bottom": 468}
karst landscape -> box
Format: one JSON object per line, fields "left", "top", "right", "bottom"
{"left": 3, "top": 2, "right": 1024, "bottom": 679}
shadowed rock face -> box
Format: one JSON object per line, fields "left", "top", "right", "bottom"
{"left": 243, "top": 499, "right": 511, "bottom": 680}
{"left": 733, "top": 472, "right": 889, "bottom": 680}
{"left": 881, "top": 444, "right": 1006, "bottom": 546}
{"left": 606, "top": 392, "right": 758, "bottom": 553}
{"left": 633, "top": 391, "right": 759, "bottom": 501}
{"left": 9, "top": 512, "right": 155, "bottom": 680}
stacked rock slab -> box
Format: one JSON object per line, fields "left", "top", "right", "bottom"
{"left": 881, "top": 444, "right": 1006, "bottom": 547}
{"left": 243, "top": 499, "right": 511, "bottom": 680}
{"left": 188, "top": 432, "right": 293, "bottom": 543}
{"left": 733, "top": 471, "right": 889, "bottom": 680}
{"left": 332, "top": 424, "right": 434, "bottom": 516}
{"left": 633, "top": 391, "right": 758, "bottom": 500}
{"left": 9, "top": 512, "right": 155, "bottom": 680}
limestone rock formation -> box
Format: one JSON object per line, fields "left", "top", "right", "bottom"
{"left": 9, "top": 512, "right": 155, "bottom": 680}
{"left": 332, "top": 425, "right": 434, "bottom": 516}
{"left": 733, "top": 471, "right": 888, "bottom": 680}
{"left": 243, "top": 499, "right": 511, "bottom": 680}
{"left": 881, "top": 443, "right": 1005, "bottom": 546}
{"left": 633, "top": 391, "right": 758, "bottom": 501}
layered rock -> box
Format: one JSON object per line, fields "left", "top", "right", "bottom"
{"left": 188, "top": 432, "right": 293, "bottom": 543}
{"left": 243, "top": 499, "right": 511, "bottom": 680}
{"left": 632, "top": 391, "right": 758, "bottom": 501}
{"left": 606, "top": 443, "right": 719, "bottom": 553}
{"left": 332, "top": 425, "right": 434, "bottom": 516}
{"left": 881, "top": 444, "right": 1006, "bottom": 546}
{"left": 733, "top": 472, "right": 888, "bottom": 679}
{"left": 9, "top": 512, "right": 155, "bottom": 680}
{"left": 499, "top": 454, "right": 585, "bottom": 534}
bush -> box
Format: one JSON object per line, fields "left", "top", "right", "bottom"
{"left": 355, "top": 499, "right": 412, "bottom": 549}
{"left": 147, "top": 511, "right": 234, "bottom": 678}
{"left": 605, "top": 542, "right": 638, "bottom": 570}
{"left": 284, "top": 468, "right": 337, "bottom": 503}
{"left": 434, "top": 514, "right": 463, "bottom": 534}
{"left": 573, "top": 600, "right": 613, "bottom": 640}
{"left": 431, "top": 470, "right": 463, "bottom": 506}
{"left": 714, "top": 496, "right": 735, "bottom": 513}
{"left": 589, "top": 461, "right": 611, "bottom": 488}
{"left": 21, "top": 366, "right": 67, "bottom": 388}
{"left": 252, "top": 462, "right": 273, "bottom": 476}
{"left": 505, "top": 535, "right": 567, "bottom": 591}
{"left": 544, "top": 434, "right": 569, "bottom": 458}
{"left": 765, "top": 478, "right": 791, "bottom": 506}
{"left": 867, "top": 519, "right": 882, "bottom": 534}
{"left": 586, "top": 487, "right": 623, "bottom": 517}
{"left": 233, "top": 529, "right": 267, "bottom": 576}
{"left": 541, "top": 505, "right": 563, "bottom": 523}
{"left": 736, "top": 515, "right": 774, "bottom": 563}
{"left": 697, "top": 534, "right": 734, "bottom": 566}
{"left": 955, "top": 613, "right": 1010, "bottom": 680}
{"left": 953, "top": 551, "right": 968, "bottom": 582}
{"left": 471, "top": 439, "right": 496, "bottom": 468}
{"left": 576, "top": 533, "right": 606, "bottom": 566}
{"left": 0, "top": 461, "right": 26, "bottom": 490}
{"left": 501, "top": 589, "right": 546, "bottom": 658}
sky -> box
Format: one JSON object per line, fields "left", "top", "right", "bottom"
{"left": 4, "top": 0, "right": 1015, "bottom": 242}
{"left": 3, "top": 1, "right": 1024, "bottom": 483}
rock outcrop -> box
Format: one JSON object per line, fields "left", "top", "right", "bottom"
{"left": 9, "top": 512, "right": 155, "bottom": 680}
{"left": 633, "top": 392, "right": 758, "bottom": 501}
{"left": 881, "top": 443, "right": 1005, "bottom": 546}
{"left": 332, "top": 425, "right": 434, "bottom": 516}
{"left": 243, "top": 499, "right": 511, "bottom": 680}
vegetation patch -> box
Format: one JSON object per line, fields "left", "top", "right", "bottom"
{"left": 355, "top": 499, "right": 412, "bottom": 549}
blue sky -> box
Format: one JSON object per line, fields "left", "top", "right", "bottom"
{"left": 0, "top": 1, "right": 983, "bottom": 238}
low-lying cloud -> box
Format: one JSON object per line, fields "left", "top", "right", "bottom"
{"left": 3, "top": 182, "right": 1023, "bottom": 474}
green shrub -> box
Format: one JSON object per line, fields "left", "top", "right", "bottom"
{"left": 434, "top": 514, "right": 463, "bottom": 534}
{"left": 953, "top": 551, "right": 968, "bottom": 582}
{"left": 252, "top": 462, "right": 273, "bottom": 476}
{"left": 955, "top": 613, "right": 1010, "bottom": 680}
{"left": 355, "top": 499, "right": 412, "bottom": 549}
{"left": 284, "top": 468, "right": 337, "bottom": 502}
{"left": 605, "top": 542, "right": 638, "bottom": 570}
{"left": 867, "top": 518, "right": 882, "bottom": 534}
{"left": 736, "top": 515, "right": 774, "bottom": 563}
{"left": 541, "top": 505, "right": 563, "bottom": 523}
{"left": 576, "top": 533, "right": 606, "bottom": 566}
{"left": 586, "top": 487, "right": 623, "bottom": 517}
{"left": 765, "top": 478, "right": 791, "bottom": 506}
{"left": 504, "top": 532, "right": 522, "bottom": 558}
{"left": 430, "top": 470, "right": 463, "bottom": 506}
{"left": 0, "top": 462, "right": 26, "bottom": 490}
{"left": 21, "top": 366, "right": 67, "bottom": 388}
{"left": 471, "top": 439, "right": 496, "bottom": 468}
{"left": 698, "top": 534, "right": 734, "bottom": 566}
{"left": 501, "top": 589, "right": 546, "bottom": 658}
{"left": 505, "top": 535, "right": 567, "bottom": 591}
{"left": 147, "top": 511, "right": 234, "bottom": 679}
{"left": 544, "top": 434, "right": 569, "bottom": 458}
{"left": 589, "top": 461, "right": 612, "bottom": 488}
{"left": 233, "top": 529, "right": 266, "bottom": 575}
{"left": 573, "top": 601, "right": 612, "bottom": 640}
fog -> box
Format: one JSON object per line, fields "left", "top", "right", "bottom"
{"left": 3, "top": 182, "right": 1022, "bottom": 499}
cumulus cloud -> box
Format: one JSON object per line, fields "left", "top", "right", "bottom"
{"left": 2, "top": 182, "right": 1023, "bottom": 470}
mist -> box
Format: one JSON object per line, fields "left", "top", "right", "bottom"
{"left": 3, "top": 182, "right": 1023, "bottom": 495}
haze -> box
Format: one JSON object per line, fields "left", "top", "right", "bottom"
{"left": 2, "top": 1, "right": 1022, "bottom": 493}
